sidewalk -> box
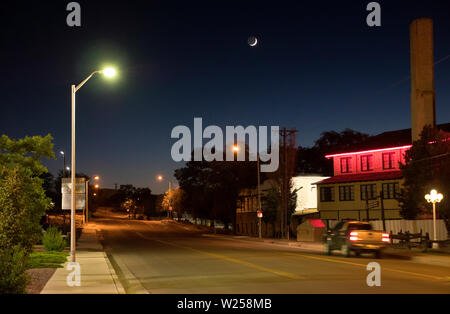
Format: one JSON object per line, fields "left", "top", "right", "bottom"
{"left": 202, "top": 233, "right": 450, "bottom": 267}
{"left": 41, "top": 223, "right": 125, "bottom": 294}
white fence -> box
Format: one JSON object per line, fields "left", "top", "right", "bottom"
{"left": 328, "top": 219, "right": 448, "bottom": 240}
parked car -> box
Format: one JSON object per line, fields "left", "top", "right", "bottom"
{"left": 324, "top": 221, "right": 390, "bottom": 258}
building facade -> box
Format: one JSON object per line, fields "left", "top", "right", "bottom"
{"left": 316, "top": 144, "right": 409, "bottom": 222}
{"left": 316, "top": 124, "right": 450, "bottom": 225}
{"left": 236, "top": 175, "right": 328, "bottom": 237}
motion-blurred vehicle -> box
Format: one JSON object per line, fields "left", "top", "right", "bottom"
{"left": 324, "top": 221, "right": 390, "bottom": 258}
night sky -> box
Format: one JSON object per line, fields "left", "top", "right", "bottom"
{"left": 1, "top": 1, "right": 450, "bottom": 193}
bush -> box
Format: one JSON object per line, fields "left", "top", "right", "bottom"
{"left": 0, "top": 246, "right": 29, "bottom": 294}
{"left": 42, "top": 226, "right": 66, "bottom": 252}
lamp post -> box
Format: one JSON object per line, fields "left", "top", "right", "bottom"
{"left": 60, "top": 151, "right": 66, "bottom": 177}
{"left": 234, "top": 144, "right": 262, "bottom": 238}
{"left": 257, "top": 155, "right": 262, "bottom": 239}
{"left": 157, "top": 175, "right": 173, "bottom": 218}
{"left": 70, "top": 68, "right": 116, "bottom": 263}
{"left": 425, "top": 189, "right": 444, "bottom": 249}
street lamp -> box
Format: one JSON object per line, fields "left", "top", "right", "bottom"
{"left": 60, "top": 151, "right": 66, "bottom": 177}
{"left": 157, "top": 175, "right": 174, "bottom": 218}
{"left": 425, "top": 189, "right": 443, "bottom": 249}
{"left": 69, "top": 67, "right": 117, "bottom": 262}
{"left": 234, "top": 144, "right": 262, "bottom": 239}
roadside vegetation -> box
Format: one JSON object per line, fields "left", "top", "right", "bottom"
{"left": 0, "top": 134, "right": 56, "bottom": 294}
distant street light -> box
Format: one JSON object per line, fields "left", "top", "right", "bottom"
{"left": 94, "top": 184, "right": 100, "bottom": 189}
{"left": 234, "top": 144, "right": 262, "bottom": 239}
{"left": 425, "top": 189, "right": 444, "bottom": 249}
{"left": 94, "top": 175, "right": 100, "bottom": 181}
{"left": 60, "top": 151, "right": 66, "bottom": 177}
{"left": 157, "top": 175, "right": 174, "bottom": 219}
{"left": 69, "top": 67, "right": 117, "bottom": 263}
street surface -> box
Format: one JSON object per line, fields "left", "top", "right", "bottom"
{"left": 95, "top": 210, "right": 450, "bottom": 294}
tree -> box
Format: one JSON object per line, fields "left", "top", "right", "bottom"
{"left": 175, "top": 149, "right": 258, "bottom": 231}
{"left": 399, "top": 126, "right": 450, "bottom": 232}
{"left": 162, "top": 188, "right": 185, "bottom": 217}
{"left": 0, "top": 134, "right": 54, "bottom": 251}
{"left": 261, "top": 181, "right": 298, "bottom": 237}
{"left": 295, "top": 129, "right": 370, "bottom": 176}
{"left": 0, "top": 134, "right": 54, "bottom": 294}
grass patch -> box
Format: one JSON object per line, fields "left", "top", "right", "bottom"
{"left": 26, "top": 251, "right": 68, "bottom": 269}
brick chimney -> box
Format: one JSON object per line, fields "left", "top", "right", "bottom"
{"left": 410, "top": 18, "right": 436, "bottom": 142}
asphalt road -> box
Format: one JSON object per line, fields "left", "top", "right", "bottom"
{"left": 95, "top": 212, "right": 450, "bottom": 294}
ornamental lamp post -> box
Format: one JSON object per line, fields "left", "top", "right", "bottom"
{"left": 425, "top": 189, "right": 443, "bottom": 249}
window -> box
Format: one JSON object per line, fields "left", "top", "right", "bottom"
{"left": 361, "top": 184, "right": 377, "bottom": 200}
{"left": 339, "top": 185, "right": 354, "bottom": 201}
{"left": 320, "top": 187, "right": 334, "bottom": 202}
{"left": 382, "top": 182, "right": 400, "bottom": 199}
{"left": 360, "top": 155, "right": 373, "bottom": 172}
{"left": 383, "top": 152, "right": 396, "bottom": 169}
{"left": 340, "top": 157, "right": 352, "bottom": 173}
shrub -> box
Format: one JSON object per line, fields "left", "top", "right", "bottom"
{"left": 42, "top": 226, "right": 66, "bottom": 252}
{"left": 0, "top": 246, "right": 29, "bottom": 294}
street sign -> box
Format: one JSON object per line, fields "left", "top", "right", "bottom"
{"left": 257, "top": 210, "right": 263, "bottom": 218}
{"left": 61, "top": 178, "right": 86, "bottom": 210}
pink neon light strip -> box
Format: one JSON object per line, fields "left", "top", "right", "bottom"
{"left": 325, "top": 145, "right": 412, "bottom": 159}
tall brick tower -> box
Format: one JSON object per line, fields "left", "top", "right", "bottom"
{"left": 410, "top": 18, "right": 436, "bottom": 142}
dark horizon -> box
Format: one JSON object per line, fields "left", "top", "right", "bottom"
{"left": 1, "top": 1, "right": 450, "bottom": 193}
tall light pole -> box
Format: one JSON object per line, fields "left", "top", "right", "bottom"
{"left": 257, "top": 155, "right": 262, "bottom": 239}
{"left": 60, "top": 151, "right": 66, "bottom": 177}
{"left": 425, "top": 189, "right": 444, "bottom": 249}
{"left": 70, "top": 68, "right": 117, "bottom": 262}
{"left": 157, "top": 175, "right": 173, "bottom": 218}
{"left": 234, "top": 145, "right": 262, "bottom": 238}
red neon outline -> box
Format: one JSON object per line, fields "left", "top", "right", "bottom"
{"left": 325, "top": 145, "right": 412, "bottom": 159}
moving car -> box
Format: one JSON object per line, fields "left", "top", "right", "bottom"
{"left": 324, "top": 221, "right": 390, "bottom": 258}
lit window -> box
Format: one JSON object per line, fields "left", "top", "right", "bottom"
{"left": 382, "top": 183, "right": 400, "bottom": 199}
{"left": 320, "top": 187, "right": 335, "bottom": 202}
{"left": 361, "top": 184, "right": 377, "bottom": 200}
{"left": 382, "top": 152, "right": 396, "bottom": 169}
{"left": 361, "top": 155, "right": 373, "bottom": 172}
{"left": 340, "top": 157, "right": 352, "bottom": 173}
{"left": 339, "top": 185, "right": 354, "bottom": 201}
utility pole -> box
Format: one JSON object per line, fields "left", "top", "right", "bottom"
{"left": 85, "top": 181, "right": 89, "bottom": 224}
{"left": 280, "top": 128, "right": 287, "bottom": 239}
{"left": 279, "top": 128, "right": 298, "bottom": 239}
{"left": 380, "top": 191, "right": 386, "bottom": 231}
{"left": 257, "top": 156, "right": 262, "bottom": 239}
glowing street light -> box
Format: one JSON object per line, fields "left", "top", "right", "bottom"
{"left": 94, "top": 184, "right": 100, "bottom": 189}
{"left": 232, "top": 144, "right": 262, "bottom": 238}
{"left": 425, "top": 189, "right": 444, "bottom": 248}
{"left": 69, "top": 67, "right": 118, "bottom": 262}
{"left": 94, "top": 176, "right": 100, "bottom": 180}
{"left": 60, "top": 151, "right": 66, "bottom": 177}
{"left": 101, "top": 67, "right": 117, "bottom": 78}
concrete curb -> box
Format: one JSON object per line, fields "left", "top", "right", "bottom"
{"left": 97, "top": 229, "right": 149, "bottom": 294}
{"left": 103, "top": 251, "right": 126, "bottom": 294}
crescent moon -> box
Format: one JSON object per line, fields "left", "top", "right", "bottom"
{"left": 250, "top": 37, "right": 258, "bottom": 47}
